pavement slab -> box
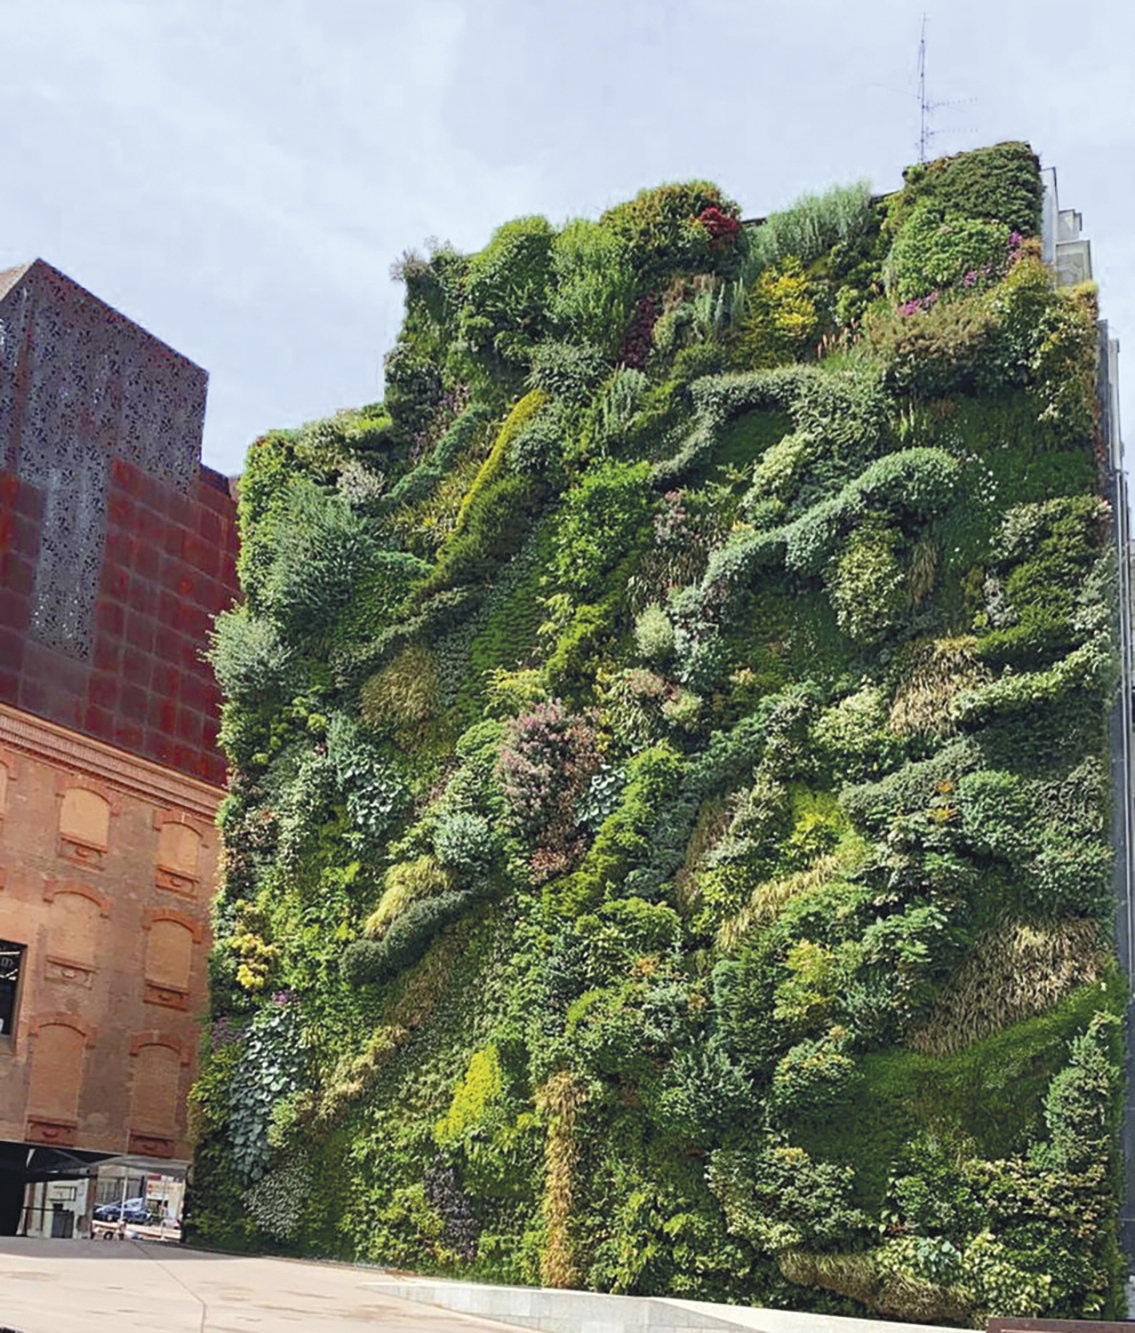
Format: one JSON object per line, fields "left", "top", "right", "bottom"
{"left": 0, "top": 1239, "right": 524, "bottom": 1333}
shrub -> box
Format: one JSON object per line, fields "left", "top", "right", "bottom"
{"left": 866, "top": 250, "right": 1098, "bottom": 431}
{"left": 422, "top": 467, "right": 541, "bottom": 598}
{"left": 600, "top": 180, "right": 740, "bottom": 282}
{"left": 737, "top": 258, "right": 819, "bottom": 368}
{"left": 528, "top": 339, "right": 610, "bottom": 403}
{"left": 555, "top": 744, "right": 683, "bottom": 915}
{"left": 261, "top": 478, "right": 381, "bottom": 638}
{"left": 343, "top": 891, "right": 473, "bottom": 986}
{"left": 243, "top": 1158, "right": 312, "bottom": 1240}
{"left": 326, "top": 714, "right": 409, "bottom": 849}
{"left": 433, "top": 811, "right": 494, "bottom": 874}
{"left": 657, "top": 1039, "right": 753, "bottom": 1139}
{"left": 633, "top": 604, "right": 675, "bottom": 664}
{"left": 365, "top": 855, "right": 454, "bottom": 939}
{"left": 550, "top": 220, "right": 636, "bottom": 356}
{"left": 508, "top": 400, "right": 567, "bottom": 474}
{"left": 748, "top": 179, "right": 874, "bottom": 269}
{"left": 687, "top": 448, "right": 959, "bottom": 648}
{"left": 811, "top": 686, "right": 898, "bottom": 782}
{"left": 451, "top": 390, "right": 546, "bottom": 534}
{"left": 342, "top": 550, "right": 432, "bottom": 635}
{"left": 976, "top": 496, "right": 1108, "bottom": 668}
{"left": 1042, "top": 1013, "right": 1120, "bottom": 1170}
{"left": 383, "top": 337, "right": 443, "bottom": 437}
{"left": 593, "top": 368, "right": 649, "bottom": 452}
{"left": 550, "top": 460, "right": 652, "bottom": 600}
{"left": 709, "top": 1144, "right": 871, "bottom": 1251}
{"left": 770, "top": 1028, "right": 858, "bottom": 1119}
{"left": 228, "top": 997, "right": 306, "bottom": 1184}
{"left": 497, "top": 701, "right": 601, "bottom": 876}
{"left": 840, "top": 739, "right": 980, "bottom": 836}
{"left": 434, "top": 1044, "right": 504, "bottom": 1147}
{"left": 827, "top": 522, "right": 907, "bottom": 645}
{"left": 888, "top": 141, "right": 1043, "bottom": 239}
{"left": 863, "top": 288, "right": 995, "bottom": 399}
{"left": 741, "top": 429, "right": 821, "bottom": 511}
{"left": 360, "top": 642, "right": 437, "bottom": 731}
{"left": 460, "top": 216, "right": 555, "bottom": 368}
{"left": 208, "top": 609, "right": 295, "bottom": 704}
{"left": 951, "top": 637, "right": 1110, "bottom": 729}
{"left": 884, "top": 206, "right": 1012, "bottom": 301}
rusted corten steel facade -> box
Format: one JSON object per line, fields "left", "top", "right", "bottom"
{"left": 0, "top": 261, "right": 236, "bottom": 1226}
{"left": 0, "top": 259, "right": 239, "bottom": 786}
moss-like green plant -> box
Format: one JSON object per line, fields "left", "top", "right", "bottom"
{"left": 365, "top": 855, "right": 454, "bottom": 939}
{"left": 360, "top": 643, "right": 438, "bottom": 732}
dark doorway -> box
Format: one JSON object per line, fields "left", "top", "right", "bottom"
{"left": 0, "top": 1169, "right": 24, "bottom": 1235}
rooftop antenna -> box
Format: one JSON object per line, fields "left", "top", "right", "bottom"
{"left": 916, "top": 15, "right": 976, "bottom": 163}
{"left": 917, "top": 15, "right": 931, "bottom": 163}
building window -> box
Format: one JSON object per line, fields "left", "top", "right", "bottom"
{"left": 155, "top": 821, "right": 201, "bottom": 895}
{"left": 59, "top": 789, "right": 110, "bottom": 851}
{"left": 0, "top": 941, "right": 25, "bottom": 1039}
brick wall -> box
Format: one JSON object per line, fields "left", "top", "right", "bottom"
{"left": 0, "top": 709, "right": 221, "bottom": 1161}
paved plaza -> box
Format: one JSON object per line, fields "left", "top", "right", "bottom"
{"left": 0, "top": 1239, "right": 521, "bottom": 1333}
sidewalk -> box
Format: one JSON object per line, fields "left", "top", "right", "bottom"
{"left": 0, "top": 1238, "right": 523, "bottom": 1333}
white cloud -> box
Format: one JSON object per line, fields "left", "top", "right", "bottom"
{"left": 1, "top": 0, "right": 1132, "bottom": 471}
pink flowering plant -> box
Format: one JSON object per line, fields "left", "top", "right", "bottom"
{"left": 496, "top": 700, "right": 602, "bottom": 880}
{"left": 887, "top": 207, "right": 1020, "bottom": 308}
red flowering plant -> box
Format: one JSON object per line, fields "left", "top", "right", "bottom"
{"left": 696, "top": 206, "right": 742, "bottom": 245}
{"left": 618, "top": 292, "right": 660, "bottom": 370}
{"left": 496, "top": 700, "right": 602, "bottom": 882}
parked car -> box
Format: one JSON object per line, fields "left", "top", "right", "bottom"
{"left": 93, "top": 1197, "right": 152, "bottom": 1224}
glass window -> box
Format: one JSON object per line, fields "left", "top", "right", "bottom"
{"left": 0, "top": 941, "right": 24, "bottom": 1038}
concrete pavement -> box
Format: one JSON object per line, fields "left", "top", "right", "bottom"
{"left": 0, "top": 1238, "right": 524, "bottom": 1333}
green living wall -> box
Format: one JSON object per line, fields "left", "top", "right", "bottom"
{"left": 188, "top": 142, "right": 1126, "bottom": 1325}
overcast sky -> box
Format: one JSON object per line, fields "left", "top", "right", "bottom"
{"left": 2, "top": 0, "right": 1133, "bottom": 476}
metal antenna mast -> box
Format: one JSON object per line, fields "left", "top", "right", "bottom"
{"left": 917, "top": 15, "right": 930, "bottom": 163}
{"left": 915, "top": 16, "right": 974, "bottom": 163}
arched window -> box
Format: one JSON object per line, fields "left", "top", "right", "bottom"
{"left": 144, "top": 918, "right": 195, "bottom": 1008}
{"left": 48, "top": 891, "right": 101, "bottom": 972}
{"left": 58, "top": 789, "right": 110, "bottom": 867}
{"left": 129, "top": 1042, "right": 181, "bottom": 1138}
{"left": 156, "top": 821, "right": 201, "bottom": 894}
{"left": 27, "top": 1021, "right": 86, "bottom": 1123}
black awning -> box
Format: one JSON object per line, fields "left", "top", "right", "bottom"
{"left": 0, "top": 1141, "right": 114, "bottom": 1182}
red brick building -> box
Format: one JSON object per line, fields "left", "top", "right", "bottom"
{"left": 0, "top": 260, "right": 237, "bottom": 1234}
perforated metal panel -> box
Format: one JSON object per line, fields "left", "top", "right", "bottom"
{"left": 0, "top": 261, "right": 207, "bottom": 660}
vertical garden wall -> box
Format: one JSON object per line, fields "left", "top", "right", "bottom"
{"left": 188, "top": 142, "right": 1127, "bottom": 1325}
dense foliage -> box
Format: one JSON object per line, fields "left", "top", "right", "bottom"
{"left": 189, "top": 142, "right": 1125, "bottom": 1325}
